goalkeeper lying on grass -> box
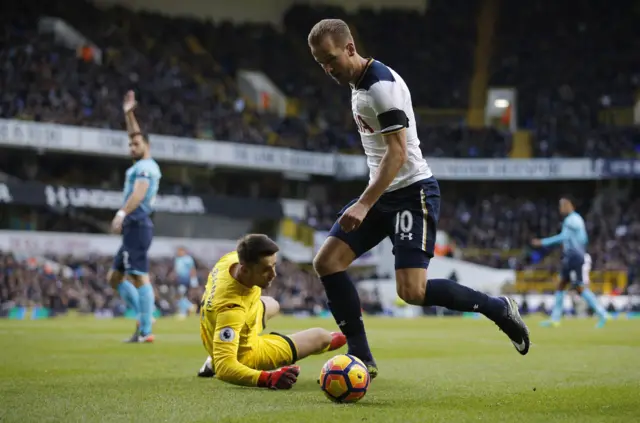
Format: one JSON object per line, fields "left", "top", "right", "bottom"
{"left": 198, "top": 234, "right": 346, "bottom": 389}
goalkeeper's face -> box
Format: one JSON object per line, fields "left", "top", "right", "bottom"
{"left": 246, "top": 254, "right": 278, "bottom": 288}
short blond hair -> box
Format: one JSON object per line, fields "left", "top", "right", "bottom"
{"left": 308, "top": 19, "right": 353, "bottom": 46}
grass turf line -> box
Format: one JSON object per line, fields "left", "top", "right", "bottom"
{"left": 0, "top": 314, "right": 638, "bottom": 423}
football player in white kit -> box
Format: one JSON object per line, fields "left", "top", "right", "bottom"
{"left": 308, "top": 19, "right": 530, "bottom": 378}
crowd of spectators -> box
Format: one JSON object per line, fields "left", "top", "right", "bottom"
{"left": 5, "top": 0, "right": 637, "bottom": 158}
{"left": 0, "top": 0, "right": 506, "bottom": 157}
{"left": 491, "top": 0, "right": 640, "bottom": 157}
{"left": 0, "top": 251, "right": 372, "bottom": 317}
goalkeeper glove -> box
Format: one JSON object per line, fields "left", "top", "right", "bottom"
{"left": 257, "top": 366, "right": 300, "bottom": 390}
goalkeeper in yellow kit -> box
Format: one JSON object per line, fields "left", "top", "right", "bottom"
{"left": 198, "top": 234, "right": 346, "bottom": 389}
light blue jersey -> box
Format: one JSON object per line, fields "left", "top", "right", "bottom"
{"left": 539, "top": 210, "right": 609, "bottom": 327}
{"left": 541, "top": 211, "right": 588, "bottom": 257}
{"left": 175, "top": 254, "right": 196, "bottom": 284}
{"left": 123, "top": 158, "right": 161, "bottom": 223}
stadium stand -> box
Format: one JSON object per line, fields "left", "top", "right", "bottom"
{"left": 0, "top": 251, "right": 337, "bottom": 316}
{"left": 2, "top": 0, "right": 638, "bottom": 159}
{"left": 490, "top": 0, "right": 640, "bottom": 157}
{"left": 1, "top": 0, "right": 513, "bottom": 157}
{"left": 1, "top": 0, "right": 640, "bottom": 320}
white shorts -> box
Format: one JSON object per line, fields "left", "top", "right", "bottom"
{"left": 571, "top": 253, "right": 591, "bottom": 286}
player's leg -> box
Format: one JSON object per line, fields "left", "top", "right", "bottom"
{"left": 312, "top": 200, "right": 387, "bottom": 377}
{"left": 125, "top": 224, "right": 155, "bottom": 342}
{"left": 177, "top": 276, "right": 199, "bottom": 318}
{"left": 261, "top": 297, "right": 342, "bottom": 351}
{"left": 261, "top": 296, "right": 280, "bottom": 322}
{"left": 245, "top": 330, "right": 347, "bottom": 373}
{"left": 177, "top": 284, "right": 191, "bottom": 319}
{"left": 110, "top": 247, "right": 141, "bottom": 341}
{"left": 540, "top": 276, "right": 568, "bottom": 327}
{"left": 573, "top": 253, "right": 609, "bottom": 327}
{"left": 391, "top": 178, "right": 530, "bottom": 355}
{"left": 287, "top": 328, "right": 346, "bottom": 359}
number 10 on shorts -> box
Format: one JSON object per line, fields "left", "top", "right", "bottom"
{"left": 395, "top": 210, "right": 413, "bottom": 241}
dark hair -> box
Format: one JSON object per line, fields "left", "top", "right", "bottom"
{"left": 237, "top": 234, "right": 279, "bottom": 265}
{"left": 308, "top": 19, "right": 352, "bottom": 46}
{"left": 130, "top": 132, "right": 150, "bottom": 144}
{"left": 560, "top": 194, "right": 576, "bottom": 207}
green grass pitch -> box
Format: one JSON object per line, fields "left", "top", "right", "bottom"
{"left": 1, "top": 314, "right": 639, "bottom": 423}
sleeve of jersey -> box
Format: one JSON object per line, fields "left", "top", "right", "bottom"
{"left": 540, "top": 224, "right": 569, "bottom": 247}
{"left": 135, "top": 163, "right": 153, "bottom": 181}
{"left": 564, "top": 214, "right": 582, "bottom": 231}
{"left": 211, "top": 305, "right": 263, "bottom": 387}
{"left": 368, "top": 82, "right": 409, "bottom": 135}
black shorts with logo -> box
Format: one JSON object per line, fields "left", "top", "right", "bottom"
{"left": 328, "top": 177, "right": 440, "bottom": 269}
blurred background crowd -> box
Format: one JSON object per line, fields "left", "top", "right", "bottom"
{"left": 1, "top": 0, "right": 639, "bottom": 317}
{"left": 2, "top": 0, "right": 638, "bottom": 157}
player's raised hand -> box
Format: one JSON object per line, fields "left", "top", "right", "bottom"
{"left": 257, "top": 365, "right": 300, "bottom": 390}
{"left": 339, "top": 201, "right": 370, "bottom": 232}
{"left": 123, "top": 90, "right": 137, "bottom": 114}
{"left": 530, "top": 238, "right": 542, "bottom": 247}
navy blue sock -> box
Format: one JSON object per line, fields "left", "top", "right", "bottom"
{"left": 425, "top": 279, "right": 505, "bottom": 321}
{"left": 321, "top": 271, "right": 373, "bottom": 362}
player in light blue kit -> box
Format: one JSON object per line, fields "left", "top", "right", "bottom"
{"left": 108, "top": 90, "right": 162, "bottom": 343}
{"left": 174, "top": 247, "right": 198, "bottom": 318}
{"left": 532, "top": 196, "right": 610, "bottom": 328}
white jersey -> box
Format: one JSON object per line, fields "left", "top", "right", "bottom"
{"left": 350, "top": 59, "right": 432, "bottom": 192}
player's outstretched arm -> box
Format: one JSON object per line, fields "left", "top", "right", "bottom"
{"left": 213, "top": 306, "right": 299, "bottom": 389}
{"left": 540, "top": 222, "right": 571, "bottom": 247}
{"left": 123, "top": 90, "right": 145, "bottom": 143}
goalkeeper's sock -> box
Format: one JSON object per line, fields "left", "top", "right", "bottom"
{"left": 137, "top": 283, "right": 155, "bottom": 336}
{"left": 424, "top": 278, "right": 505, "bottom": 320}
{"left": 316, "top": 332, "right": 347, "bottom": 355}
{"left": 320, "top": 271, "right": 373, "bottom": 362}
{"left": 117, "top": 280, "right": 140, "bottom": 319}
{"left": 327, "top": 332, "right": 347, "bottom": 352}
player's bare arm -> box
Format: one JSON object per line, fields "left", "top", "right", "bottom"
{"left": 359, "top": 129, "right": 408, "bottom": 207}
{"left": 340, "top": 130, "right": 407, "bottom": 232}
{"left": 123, "top": 90, "right": 145, "bottom": 143}
{"left": 119, "top": 180, "right": 150, "bottom": 215}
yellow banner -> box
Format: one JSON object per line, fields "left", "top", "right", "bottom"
{"left": 279, "top": 218, "right": 314, "bottom": 247}
{"left": 515, "top": 270, "right": 627, "bottom": 294}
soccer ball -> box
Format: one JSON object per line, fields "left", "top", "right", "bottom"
{"left": 319, "top": 354, "right": 370, "bottom": 403}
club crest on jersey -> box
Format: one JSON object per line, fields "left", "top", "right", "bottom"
{"left": 354, "top": 114, "right": 374, "bottom": 134}
{"left": 219, "top": 327, "right": 235, "bottom": 342}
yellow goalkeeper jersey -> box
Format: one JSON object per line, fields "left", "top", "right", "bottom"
{"left": 199, "top": 251, "right": 265, "bottom": 386}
